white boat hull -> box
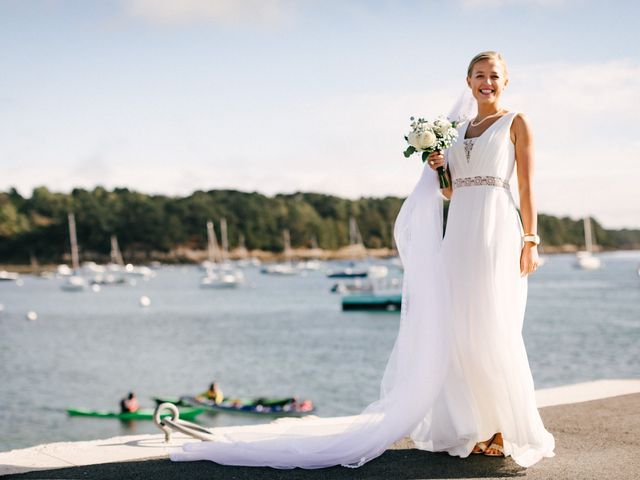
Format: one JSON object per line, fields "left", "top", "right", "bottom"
{"left": 61, "top": 276, "right": 87, "bottom": 292}
{"left": 575, "top": 252, "right": 601, "bottom": 270}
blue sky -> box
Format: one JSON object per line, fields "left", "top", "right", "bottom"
{"left": 1, "top": 0, "right": 639, "bottom": 228}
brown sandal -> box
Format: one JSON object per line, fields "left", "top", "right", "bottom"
{"left": 483, "top": 434, "right": 505, "bottom": 457}
{"left": 471, "top": 437, "right": 493, "bottom": 454}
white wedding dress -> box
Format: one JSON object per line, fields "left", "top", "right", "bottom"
{"left": 170, "top": 110, "right": 555, "bottom": 469}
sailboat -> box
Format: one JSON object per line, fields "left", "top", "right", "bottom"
{"left": 200, "top": 219, "right": 244, "bottom": 288}
{"left": 575, "top": 216, "right": 602, "bottom": 270}
{"left": 91, "top": 236, "right": 128, "bottom": 285}
{"left": 328, "top": 217, "right": 387, "bottom": 280}
{"left": 118, "top": 236, "right": 154, "bottom": 279}
{"left": 98, "top": 235, "right": 153, "bottom": 283}
{"left": 217, "top": 218, "right": 245, "bottom": 285}
{"left": 0, "top": 270, "right": 19, "bottom": 282}
{"left": 296, "top": 235, "right": 323, "bottom": 271}
{"left": 110, "top": 235, "right": 125, "bottom": 267}
{"left": 61, "top": 213, "right": 87, "bottom": 291}
{"left": 200, "top": 220, "right": 221, "bottom": 272}
{"left": 261, "top": 229, "right": 298, "bottom": 275}
{"left": 328, "top": 217, "right": 367, "bottom": 279}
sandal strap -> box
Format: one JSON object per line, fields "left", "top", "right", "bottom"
{"left": 472, "top": 441, "right": 489, "bottom": 453}
{"left": 487, "top": 442, "right": 504, "bottom": 453}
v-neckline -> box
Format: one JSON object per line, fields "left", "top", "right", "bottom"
{"left": 464, "top": 111, "right": 511, "bottom": 140}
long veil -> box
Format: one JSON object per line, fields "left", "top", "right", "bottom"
{"left": 170, "top": 88, "right": 475, "bottom": 469}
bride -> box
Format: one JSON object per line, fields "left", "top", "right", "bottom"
{"left": 171, "top": 51, "right": 555, "bottom": 469}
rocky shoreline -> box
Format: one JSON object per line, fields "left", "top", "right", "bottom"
{"left": 1, "top": 245, "right": 635, "bottom": 275}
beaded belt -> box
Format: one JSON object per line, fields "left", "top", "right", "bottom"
{"left": 453, "top": 175, "right": 510, "bottom": 189}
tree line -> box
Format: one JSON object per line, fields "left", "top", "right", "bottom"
{"left": 0, "top": 186, "right": 638, "bottom": 264}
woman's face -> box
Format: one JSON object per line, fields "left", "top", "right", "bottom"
{"left": 467, "top": 58, "right": 508, "bottom": 106}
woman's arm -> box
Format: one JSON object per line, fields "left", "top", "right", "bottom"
{"left": 426, "top": 151, "right": 452, "bottom": 199}
{"left": 513, "top": 113, "right": 540, "bottom": 276}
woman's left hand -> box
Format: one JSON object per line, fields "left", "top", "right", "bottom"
{"left": 520, "top": 244, "right": 539, "bottom": 277}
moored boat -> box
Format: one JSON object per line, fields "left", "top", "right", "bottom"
{"left": 200, "top": 220, "right": 244, "bottom": 288}
{"left": 0, "top": 270, "right": 20, "bottom": 282}
{"left": 260, "top": 230, "right": 299, "bottom": 276}
{"left": 575, "top": 216, "right": 602, "bottom": 270}
{"left": 327, "top": 267, "right": 368, "bottom": 279}
{"left": 60, "top": 213, "right": 87, "bottom": 292}
{"left": 178, "top": 395, "right": 315, "bottom": 417}
{"left": 341, "top": 291, "right": 402, "bottom": 311}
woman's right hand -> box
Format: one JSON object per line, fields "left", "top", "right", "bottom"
{"left": 426, "top": 151, "right": 445, "bottom": 171}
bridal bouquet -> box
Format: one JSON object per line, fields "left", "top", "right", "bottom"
{"left": 404, "top": 116, "right": 459, "bottom": 188}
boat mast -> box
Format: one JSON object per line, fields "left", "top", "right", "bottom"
{"left": 584, "top": 216, "right": 593, "bottom": 253}
{"left": 206, "top": 220, "right": 220, "bottom": 263}
{"left": 110, "top": 235, "right": 125, "bottom": 266}
{"left": 349, "top": 217, "right": 357, "bottom": 246}
{"left": 68, "top": 213, "right": 80, "bottom": 273}
{"left": 283, "top": 229, "right": 292, "bottom": 262}
{"left": 220, "top": 218, "right": 229, "bottom": 263}
{"left": 349, "top": 216, "right": 363, "bottom": 246}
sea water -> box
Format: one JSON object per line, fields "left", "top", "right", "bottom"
{"left": 0, "top": 252, "right": 638, "bottom": 452}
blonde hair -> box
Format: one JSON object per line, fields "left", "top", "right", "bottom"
{"left": 467, "top": 51, "right": 508, "bottom": 78}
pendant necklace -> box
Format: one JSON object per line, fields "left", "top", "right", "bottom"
{"left": 463, "top": 138, "right": 475, "bottom": 163}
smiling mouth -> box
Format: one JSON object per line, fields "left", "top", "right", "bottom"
{"left": 480, "top": 89, "right": 495, "bottom": 95}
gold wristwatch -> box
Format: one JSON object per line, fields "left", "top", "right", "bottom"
{"left": 522, "top": 233, "right": 540, "bottom": 245}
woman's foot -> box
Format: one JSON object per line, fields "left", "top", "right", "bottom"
{"left": 483, "top": 432, "right": 504, "bottom": 457}
{"left": 471, "top": 437, "right": 493, "bottom": 454}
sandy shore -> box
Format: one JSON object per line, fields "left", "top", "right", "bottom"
{"left": 1, "top": 379, "right": 639, "bottom": 479}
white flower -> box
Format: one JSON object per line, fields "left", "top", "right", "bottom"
{"left": 407, "top": 131, "right": 420, "bottom": 149}
{"left": 408, "top": 129, "right": 437, "bottom": 150}
{"left": 421, "top": 130, "right": 437, "bottom": 148}
{"left": 420, "top": 120, "right": 433, "bottom": 131}
{"left": 434, "top": 118, "right": 452, "bottom": 135}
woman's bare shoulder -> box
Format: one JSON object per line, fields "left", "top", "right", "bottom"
{"left": 509, "top": 111, "right": 533, "bottom": 143}
{"left": 511, "top": 112, "right": 532, "bottom": 130}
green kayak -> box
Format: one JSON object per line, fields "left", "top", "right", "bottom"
{"left": 66, "top": 407, "right": 204, "bottom": 421}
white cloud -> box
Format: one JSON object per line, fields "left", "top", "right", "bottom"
{"left": 122, "top": 0, "right": 296, "bottom": 27}
{"left": 2, "top": 58, "right": 638, "bottom": 228}
{"left": 216, "top": 58, "right": 640, "bottom": 228}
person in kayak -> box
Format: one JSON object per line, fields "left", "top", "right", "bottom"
{"left": 120, "top": 392, "right": 140, "bottom": 413}
{"left": 201, "top": 382, "right": 224, "bottom": 405}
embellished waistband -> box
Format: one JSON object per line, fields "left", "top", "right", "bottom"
{"left": 453, "top": 175, "right": 510, "bottom": 189}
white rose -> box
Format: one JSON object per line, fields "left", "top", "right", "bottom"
{"left": 418, "top": 130, "right": 437, "bottom": 149}
{"left": 434, "top": 119, "right": 452, "bottom": 135}
{"left": 407, "top": 131, "right": 422, "bottom": 150}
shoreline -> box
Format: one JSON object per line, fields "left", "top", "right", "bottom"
{"left": 1, "top": 247, "right": 638, "bottom": 275}
{"left": 1, "top": 379, "right": 638, "bottom": 477}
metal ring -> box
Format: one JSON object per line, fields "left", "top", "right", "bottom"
{"left": 153, "top": 402, "right": 180, "bottom": 443}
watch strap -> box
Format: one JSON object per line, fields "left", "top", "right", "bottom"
{"left": 522, "top": 234, "right": 540, "bottom": 245}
